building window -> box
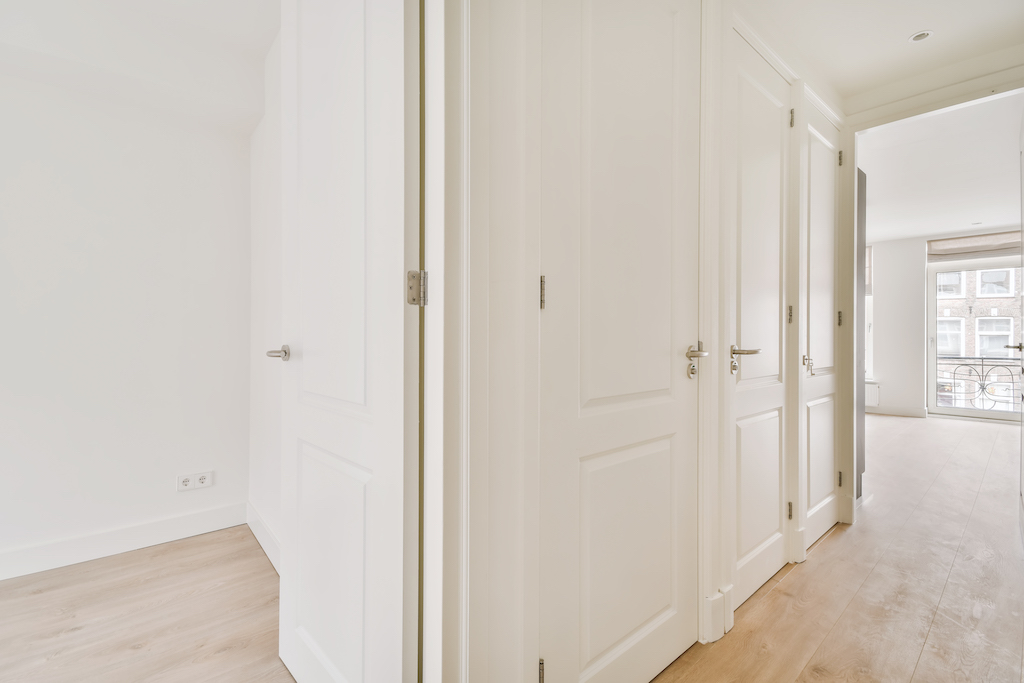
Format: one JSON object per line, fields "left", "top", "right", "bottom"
{"left": 936, "top": 318, "right": 965, "bottom": 357}
{"left": 977, "top": 269, "right": 1014, "bottom": 298}
{"left": 936, "top": 271, "right": 965, "bottom": 299}
{"left": 976, "top": 317, "right": 1014, "bottom": 357}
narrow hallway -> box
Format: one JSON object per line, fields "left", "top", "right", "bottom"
{"left": 657, "top": 415, "right": 1024, "bottom": 682}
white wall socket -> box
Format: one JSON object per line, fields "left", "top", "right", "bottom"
{"left": 177, "top": 471, "right": 213, "bottom": 492}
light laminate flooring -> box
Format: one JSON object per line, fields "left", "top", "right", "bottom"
{"left": 656, "top": 414, "right": 1024, "bottom": 683}
{"left": 0, "top": 524, "right": 294, "bottom": 682}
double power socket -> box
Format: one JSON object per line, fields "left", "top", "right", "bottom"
{"left": 177, "top": 471, "right": 214, "bottom": 492}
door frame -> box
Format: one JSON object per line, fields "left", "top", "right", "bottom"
{"left": 844, "top": 80, "right": 1024, "bottom": 508}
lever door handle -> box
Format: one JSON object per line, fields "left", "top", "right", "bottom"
{"left": 731, "top": 346, "right": 761, "bottom": 358}
{"left": 686, "top": 346, "right": 709, "bottom": 359}
{"left": 1005, "top": 344, "right": 1024, "bottom": 351}
{"left": 267, "top": 345, "right": 291, "bottom": 361}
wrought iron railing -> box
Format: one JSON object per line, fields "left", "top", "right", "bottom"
{"left": 936, "top": 355, "right": 1022, "bottom": 412}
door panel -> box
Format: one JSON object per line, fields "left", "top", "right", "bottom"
{"left": 539, "top": 0, "right": 701, "bottom": 681}
{"left": 801, "top": 101, "right": 840, "bottom": 549}
{"left": 279, "top": 0, "right": 409, "bottom": 681}
{"left": 729, "top": 32, "right": 792, "bottom": 607}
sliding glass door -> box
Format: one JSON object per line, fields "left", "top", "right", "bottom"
{"left": 928, "top": 257, "right": 1023, "bottom": 420}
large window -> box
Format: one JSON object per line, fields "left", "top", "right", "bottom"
{"left": 977, "top": 269, "right": 1015, "bottom": 297}
{"left": 936, "top": 318, "right": 964, "bottom": 356}
{"left": 936, "top": 271, "right": 965, "bottom": 298}
{"left": 976, "top": 317, "right": 1014, "bottom": 357}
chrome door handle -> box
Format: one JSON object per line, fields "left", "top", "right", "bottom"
{"left": 1005, "top": 344, "right": 1024, "bottom": 351}
{"left": 686, "top": 346, "right": 709, "bottom": 359}
{"left": 731, "top": 346, "right": 761, "bottom": 358}
{"left": 267, "top": 345, "right": 291, "bottom": 361}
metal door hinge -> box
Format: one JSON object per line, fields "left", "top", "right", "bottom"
{"left": 539, "top": 659, "right": 544, "bottom": 683}
{"left": 540, "top": 275, "right": 546, "bottom": 310}
{"left": 789, "top": 109, "right": 795, "bottom": 127}
{"left": 788, "top": 305, "right": 793, "bottom": 324}
{"left": 838, "top": 311, "right": 843, "bottom": 326}
{"left": 839, "top": 471, "right": 843, "bottom": 487}
{"left": 407, "top": 270, "right": 428, "bottom": 306}
{"left": 788, "top": 502, "right": 793, "bottom": 520}
{"left": 838, "top": 151, "right": 843, "bottom": 166}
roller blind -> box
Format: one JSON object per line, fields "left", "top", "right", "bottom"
{"left": 927, "top": 231, "right": 1021, "bottom": 263}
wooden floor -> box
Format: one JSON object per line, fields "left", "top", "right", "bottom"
{"left": 3, "top": 415, "right": 1023, "bottom": 682}
{"left": 0, "top": 524, "right": 294, "bottom": 682}
{"left": 657, "top": 414, "right": 1024, "bottom": 683}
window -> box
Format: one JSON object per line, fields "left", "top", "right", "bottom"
{"left": 977, "top": 269, "right": 1014, "bottom": 297}
{"left": 936, "top": 271, "right": 965, "bottom": 298}
{"left": 936, "top": 318, "right": 964, "bottom": 357}
{"left": 976, "top": 317, "right": 1014, "bottom": 358}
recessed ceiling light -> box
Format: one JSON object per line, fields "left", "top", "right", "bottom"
{"left": 972, "top": 222, "right": 983, "bottom": 226}
{"left": 909, "top": 30, "right": 934, "bottom": 43}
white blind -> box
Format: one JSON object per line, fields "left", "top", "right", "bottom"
{"left": 927, "top": 231, "right": 1021, "bottom": 263}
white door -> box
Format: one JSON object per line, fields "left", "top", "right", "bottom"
{"left": 278, "top": 1, "right": 411, "bottom": 681}
{"left": 725, "top": 32, "right": 793, "bottom": 607}
{"left": 538, "top": 0, "right": 702, "bottom": 681}
{"left": 799, "top": 100, "right": 840, "bottom": 549}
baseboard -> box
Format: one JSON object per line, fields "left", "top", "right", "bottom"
{"left": 865, "top": 406, "right": 928, "bottom": 418}
{"left": 246, "top": 502, "right": 281, "bottom": 574}
{"left": 0, "top": 502, "right": 247, "bottom": 582}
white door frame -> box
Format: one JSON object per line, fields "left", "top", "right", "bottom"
{"left": 844, "top": 81, "right": 1024, "bottom": 514}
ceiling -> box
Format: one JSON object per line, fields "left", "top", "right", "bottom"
{"left": 736, "top": 0, "right": 1024, "bottom": 107}
{"left": 857, "top": 90, "right": 1024, "bottom": 244}
{"left": 0, "top": 0, "right": 280, "bottom": 133}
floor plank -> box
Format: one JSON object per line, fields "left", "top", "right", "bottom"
{"left": 656, "top": 415, "right": 1024, "bottom": 683}
{"left": 0, "top": 525, "right": 294, "bottom": 683}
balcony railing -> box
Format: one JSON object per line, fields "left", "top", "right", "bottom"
{"left": 936, "top": 355, "right": 1022, "bottom": 412}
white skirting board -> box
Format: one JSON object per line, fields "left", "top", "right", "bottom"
{"left": 246, "top": 502, "right": 281, "bottom": 574}
{"left": 0, "top": 503, "right": 247, "bottom": 582}
{"left": 865, "top": 406, "right": 928, "bottom": 418}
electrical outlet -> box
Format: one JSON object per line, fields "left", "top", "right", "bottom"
{"left": 195, "top": 471, "right": 213, "bottom": 489}
{"left": 176, "top": 474, "right": 193, "bottom": 492}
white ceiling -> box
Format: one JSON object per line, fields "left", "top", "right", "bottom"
{"left": 858, "top": 90, "right": 1024, "bottom": 244}
{"left": 0, "top": 0, "right": 280, "bottom": 133}
{"left": 736, "top": 0, "right": 1024, "bottom": 105}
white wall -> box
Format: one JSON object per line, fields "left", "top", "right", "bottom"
{"left": 0, "top": 73, "right": 252, "bottom": 580}
{"left": 247, "top": 37, "right": 284, "bottom": 572}
{"left": 868, "top": 237, "right": 928, "bottom": 417}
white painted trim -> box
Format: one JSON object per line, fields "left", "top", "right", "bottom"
{"left": 697, "top": 0, "right": 724, "bottom": 645}
{"left": 730, "top": 12, "right": 798, "bottom": 84}
{"left": 246, "top": 502, "right": 281, "bottom": 574}
{"left": 0, "top": 503, "right": 247, "bottom": 581}
{"left": 805, "top": 85, "right": 844, "bottom": 128}
{"left": 864, "top": 406, "right": 928, "bottom": 418}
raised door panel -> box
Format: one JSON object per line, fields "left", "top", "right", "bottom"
{"left": 807, "top": 398, "right": 836, "bottom": 510}
{"left": 580, "top": 0, "right": 682, "bottom": 408}
{"left": 807, "top": 128, "right": 837, "bottom": 372}
{"left": 736, "top": 73, "right": 785, "bottom": 384}
{"left": 297, "top": 0, "right": 367, "bottom": 408}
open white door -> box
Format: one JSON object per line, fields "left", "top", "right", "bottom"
{"left": 277, "top": 1, "right": 412, "bottom": 681}
{"left": 537, "top": 0, "right": 702, "bottom": 680}
{"left": 799, "top": 97, "right": 841, "bottom": 549}
{"left": 724, "top": 31, "right": 794, "bottom": 608}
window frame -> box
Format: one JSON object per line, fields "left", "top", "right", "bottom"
{"left": 975, "top": 316, "right": 1014, "bottom": 358}
{"left": 936, "top": 270, "right": 966, "bottom": 299}
{"left": 976, "top": 268, "right": 1015, "bottom": 298}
